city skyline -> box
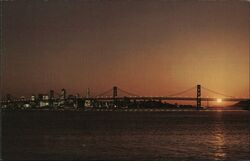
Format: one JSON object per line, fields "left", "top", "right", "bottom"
{"left": 1, "top": 0, "right": 249, "bottom": 99}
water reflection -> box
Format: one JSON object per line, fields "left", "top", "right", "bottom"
{"left": 4, "top": 111, "right": 249, "bottom": 160}
{"left": 211, "top": 113, "right": 226, "bottom": 160}
{"left": 213, "top": 132, "right": 226, "bottom": 159}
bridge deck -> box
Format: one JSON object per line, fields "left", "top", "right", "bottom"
{"left": 1, "top": 97, "right": 249, "bottom": 103}
{"left": 84, "top": 97, "right": 249, "bottom": 102}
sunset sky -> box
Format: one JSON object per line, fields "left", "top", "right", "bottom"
{"left": 1, "top": 0, "right": 249, "bottom": 100}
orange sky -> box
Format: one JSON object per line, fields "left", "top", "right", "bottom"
{"left": 1, "top": 0, "right": 249, "bottom": 102}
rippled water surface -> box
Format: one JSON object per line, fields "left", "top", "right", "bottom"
{"left": 2, "top": 110, "right": 250, "bottom": 160}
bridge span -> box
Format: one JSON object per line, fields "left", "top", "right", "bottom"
{"left": 83, "top": 96, "right": 249, "bottom": 102}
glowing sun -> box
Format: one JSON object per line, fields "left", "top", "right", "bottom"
{"left": 217, "top": 98, "right": 222, "bottom": 103}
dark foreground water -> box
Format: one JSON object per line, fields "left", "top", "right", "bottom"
{"left": 2, "top": 110, "right": 250, "bottom": 161}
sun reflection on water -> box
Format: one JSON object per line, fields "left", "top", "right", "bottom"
{"left": 213, "top": 132, "right": 226, "bottom": 160}
{"left": 211, "top": 114, "right": 226, "bottom": 160}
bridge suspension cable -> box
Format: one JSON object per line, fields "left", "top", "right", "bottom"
{"left": 94, "top": 88, "right": 113, "bottom": 97}
{"left": 117, "top": 87, "right": 139, "bottom": 97}
{"left": 167, "top": 86, "right": 196, "bottom": 97}
{"left": 201, "top": 86, "right": 235, "bottom": 98}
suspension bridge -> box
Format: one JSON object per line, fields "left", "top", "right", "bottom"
{"left": 83, "top": 85, "right": 249, "bottom": 109}
{"left": 1, "top": 85, "right": 249, "bottom": 110}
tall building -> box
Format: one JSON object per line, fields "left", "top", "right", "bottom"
{"left": 60, "top": 88, "right": 66, "bottom": 100}
{"left": 49, "top": 90, "right": 54, "bottom": 99}
{"left": 86, "top": 88, "right": 90, "bottom": 98}
{"left": 6, "top": 94, "right": 11, "bottom": 101}
{"left": 59, "top": 89, "right": 66, "bottom": 107}
{"left": 38, "top": 94, "right": 43, "bottom": 101}
{"left": 49, "top": 90, "right": 54, "bottom": 108}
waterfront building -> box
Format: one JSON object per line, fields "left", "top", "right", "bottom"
{"left": 31, "top": 95, "right": 36, "bottom": 101}
{"left": 84, "top": 99, "right": 92, "bottom": 109}
{"left": 39, "top": 101, "right": 49, "bottom": 107}
{"left": 84, "top": 88, "right": 93, "bottom": 109}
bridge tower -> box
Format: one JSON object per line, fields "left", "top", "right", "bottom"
{"left": 113, "top": 86, "right": 117, "bottom": 107}
{"left": 113, "top": 86, "right": 117, "bottom": 98}
{"left": 197, "top": 84, "right": 201, "bottom": 110}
